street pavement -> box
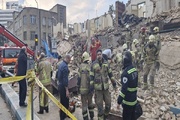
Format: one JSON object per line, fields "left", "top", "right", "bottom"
{"left": 0, "top": 93, "right": 14, "bottom": 120}
{"left": 12, "top": 83, "right": 98, "bottom": 120}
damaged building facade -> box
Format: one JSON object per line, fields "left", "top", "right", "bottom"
{"left": 126, "top": 0, "right": 180, "bottom": 18}
{"left": 73, "top": 13, "right": 113, "bottom": 37}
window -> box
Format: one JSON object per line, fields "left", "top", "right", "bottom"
{"left": 23, "top": 15, "right": 27, "bottom": 25}
{"left": 23, "top": 31, "right": 27, "bottom": 40}
{"left": 3, "top": 48, "right": 20, "bottom": 58}
{"left": 19, "top": 19, "right": 22, "bottom": 27}
{"left": 42, "top": 17, "right": 46, "bottom": 26}
{"left": 30, "top": 31, "right": 35, "bottom": 40}
{"left": 30, "top": 15, "right": 36, "bottom": 24}
{"left": 48, "top": 18, "right": 52, "bottom": 26}
{"left": 43, "top": 32, "right": 46, "bottom": 40}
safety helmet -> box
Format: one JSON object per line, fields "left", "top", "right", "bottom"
{"left": 130, "top": 51, "right": 135, "bottom": 59}
{"left": 133, "top": 39, "right": 139, "bottom": 46}
{"left": 153, "top": 27, "right": 159, "bottom": 32}
{"left": 126, "top": 24, "right": 129, "bottom": 29}
{"left": 149, "top": 35, "right": 155, "bottom": 42}
{"left": 141, "top": 27, "right": 146, "bottom": 32}
{"left": 122, "top": 43, "right": 128, "bottom": 50}
{"left": 82, "top": 51, "right": 89, "bottom": 62}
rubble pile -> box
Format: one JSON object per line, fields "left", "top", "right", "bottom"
{"left": 152, "top": 7, "right": 180, "bottom": 23}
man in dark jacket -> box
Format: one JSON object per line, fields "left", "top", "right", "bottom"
{"left": 117, "top": 51, "right": 138, "bottom": 120}
{"left": 17, "top": 46, "right": 27, "bottom": 107}
{"left": 58, "top": 54, "right": 71, "bottom": 120}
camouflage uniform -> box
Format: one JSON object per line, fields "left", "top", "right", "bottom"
{"left": 126, "top": 31, "right": 132, "bottom": 50}
{"left": 37, "top": 57, "right": 52, "bottom": 112}
{"left": 78, "top": 62, "right": 94, "bottom": 120}
{"left": 90, "top": 59, "right": 116, "bottom": 120}
{"left": 154, "top": 33, "right": 161, "bottom": 70}
{"left": 142, "top": 42, "right": 158, "bottom": 90}
{"left": 139, "top": 32, "right": 148, "bottom": 53}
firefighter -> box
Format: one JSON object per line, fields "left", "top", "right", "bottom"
{"left": 153, "top": 27, "right": 161, "bottom": 71}
{"left": 117, "top": 51, "right": 138, "bottom": 120}
{"left": 125, "top": 25, "right": 133, "bottom": 50}
{"left": 132, "top": 39, "right": 141, "bottom": 71}
{"left": 90, "top": 38, "right": 97, "bottom": 62}
{"left": 77, "top": 52, "right": 94, "bottom": 120}
{"left": 141, "top": 35, "right": 158, "bottom": 92}
{"left": 90, "top": 49, "right": 116, "bottom": 120}
{"left": 36, "top": 53, "right": 52, "bottom": 114}
{"left": 139, "top": 27, "right": 148, "bottom": 53}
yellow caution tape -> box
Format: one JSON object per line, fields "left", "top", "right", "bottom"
{"left": 26, "top": 86, "right": 33, "bottom": 120}
{"left": 35, "top": 77, "right": 77, "bottom": 120}
{"left": 0, "top": 70, "right": 77, "bottom": 120}
{"left": 0, "top": 76, "right": 26, "bottom": 84}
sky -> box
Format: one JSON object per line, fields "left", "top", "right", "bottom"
{"left": 2, "top": 0, "right": 128, "bottom": 23}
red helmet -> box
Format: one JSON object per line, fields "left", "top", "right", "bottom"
{"left": 141, "top": 27, "right": 146, "bottom": 31}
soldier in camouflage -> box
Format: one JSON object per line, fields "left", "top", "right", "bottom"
{"left": 141, "top": 35, "right": 158, "bottom": 92}
{"left": 125, "top": 25, "right": 133, "bottom": 50}
{"left": 153, "top": 27, "right": 161, "bottom": 71}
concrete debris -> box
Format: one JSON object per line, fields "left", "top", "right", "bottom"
{"left": 152, "top": 7, "right": 180, "bottom": 23}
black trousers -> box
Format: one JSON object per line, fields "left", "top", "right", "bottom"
{"left": 59, "top": 86, "right": 69, "bottom": 120}
{"left": 18, "top": 78, "right": 27, "bottom": 105}
{"left": 122, "top": 105, "right": 136, "bottom": 120}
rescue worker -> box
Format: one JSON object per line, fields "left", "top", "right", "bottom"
{"left": 77, "top": 52, "right": 94, "bottom": 120}
{"left": 132, "top": 39, "right": 141, "bottom": 70}
{"left": 36, "top": 53, "right": 52, "bottom": 114}
{"left": 153, "top": 27, "right": 161, "bottom": 71}
{"left": 142, "top": 35, "right": 158, "bottom": 92}
{"left": 139, "top": 27, "right": 148, "bottom": 53}
{"left": 95, "top": 37, "right": 102, "bottom": 50}
{"left": 117, "top": 51, "right": 138, "bottom": 120}
{"left": 90, "top": 38, "right": 97, "bottom": 62}
{"left": 90, "top": 49, "right": 116, "bottom": 120}
{"left": 125, "top": 25, "right": 133, "bottom": 50}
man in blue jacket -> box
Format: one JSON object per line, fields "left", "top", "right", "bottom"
{"left": 17, "top": 46, "right": 27, "bottom": 107}
{"left": 117, "top": 51, "right": 138, "bottom": 120}
{"left": 58, "top": 54, "right": 71, "bottom": 120}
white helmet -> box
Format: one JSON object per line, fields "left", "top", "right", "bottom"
{"left": 149, "top": 35, "right": 155, "bottom": 42}
{"left": 122, "top": 43, "right": 128, "bottom": 50}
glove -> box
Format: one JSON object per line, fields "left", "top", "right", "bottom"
{"left": 155, "top": 61, "right": 160, "bottom": 71}
{"left": 117, "top": 95, "right": 123, "bottom": 105}
{"left": 112, "top": 82, "right": 116, "bottom": 88}
{"left": 89, "top": 85, "right": 94, "bottom": 93}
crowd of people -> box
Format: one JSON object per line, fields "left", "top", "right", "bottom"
{"left": 10, "top": 25, "right": 161, "bottom": 120}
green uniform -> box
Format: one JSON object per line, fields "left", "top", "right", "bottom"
{"left": 126, "top": 31, "right": 132, "bottom": 50}
{"left": 37, "top": 58, "right": 52, "bottom": 108}
{"left": 139, "top": 32, "right": 148, "bottom": 53}
{"left": 90, "top": 59, "right": 116, "bottom": 120}
{"left": 78, "top": 62, "right": 94, "bottom": 120}
{"left": 142, "top": 43, "right": 158, "bottom": 90}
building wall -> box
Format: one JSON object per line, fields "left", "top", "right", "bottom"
{"left": 126, "top": 0, "right": 180, "bottom": 18}
{"left": 0, "top": 9, "right": 18, "bottom": 28}
{"left": 115, "top": 1, "right": 125, "bottom": 25}
{"left": 7, "top": 7, "right": 58, "bottom": 48}
{"left": 50, "top": 4, "right": 66, "bottom": 28}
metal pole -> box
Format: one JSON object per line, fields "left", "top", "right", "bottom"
{"left": 31, "top": 86, "right": 34, "bottom": 120}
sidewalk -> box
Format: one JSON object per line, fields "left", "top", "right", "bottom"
{"left": 0, "top": 92, "right": 13, "bottom": 120}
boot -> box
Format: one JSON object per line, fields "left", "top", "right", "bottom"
{"left": 44, "top": 106, "right": 49, "bottom": 113}
{"left": 37, "top": 106, "right": 44, "bottom": 114}
{"left": 104, "top": 114, "right": 109, "bottom": 120}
